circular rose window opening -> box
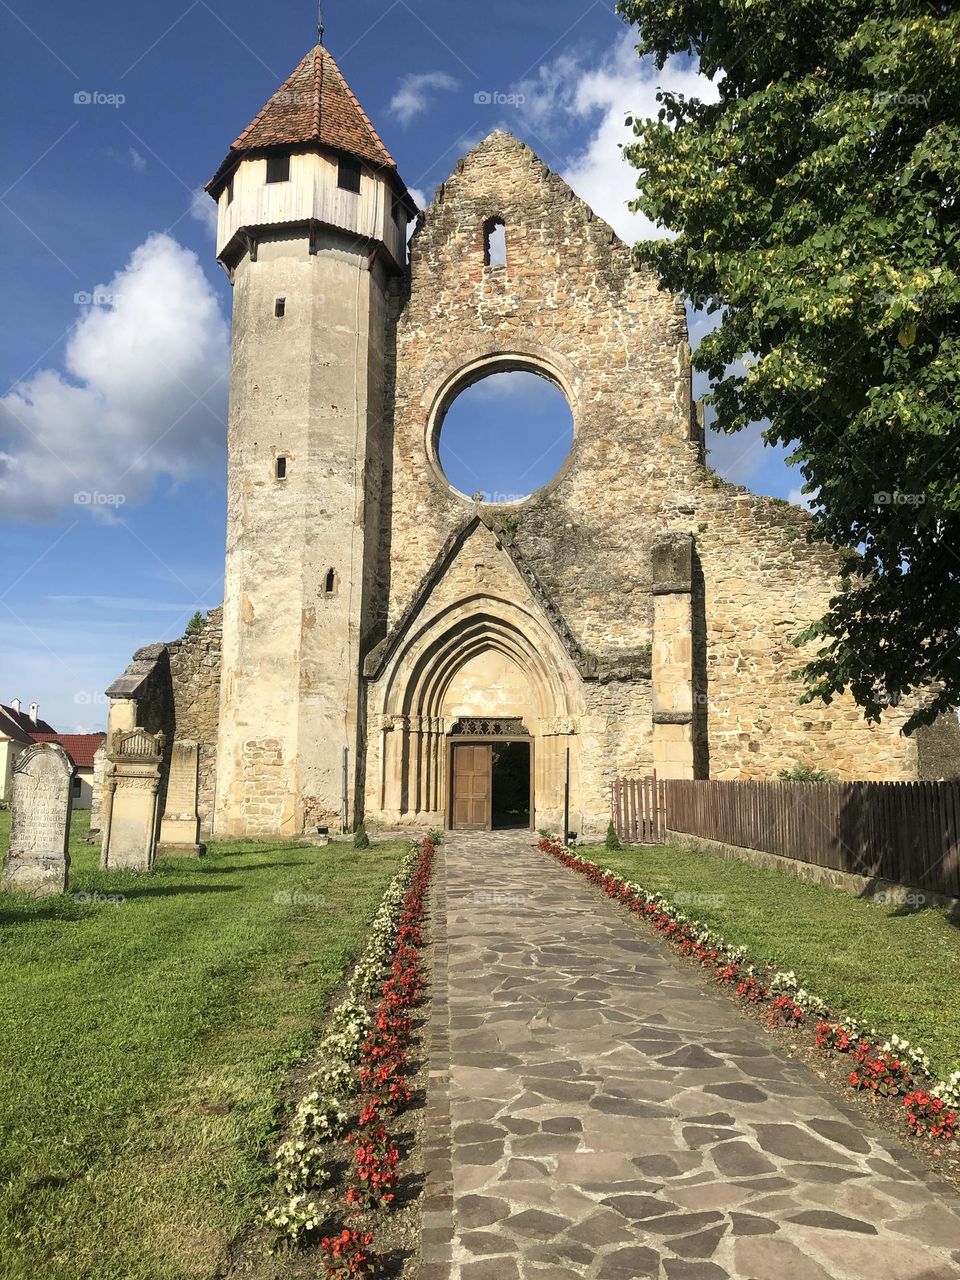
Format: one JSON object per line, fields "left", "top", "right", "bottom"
{"left": 437, "top": 370, "right": 574, "bottom": 504}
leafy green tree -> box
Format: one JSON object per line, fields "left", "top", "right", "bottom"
{"left": 186, "top": 611, "right": 205, "bottom": 634}
{"left": 605, "top": 820, "right": 624, "bottom": 850}
{"left": 618, "top": 0, "right": 960, "bottom": 731}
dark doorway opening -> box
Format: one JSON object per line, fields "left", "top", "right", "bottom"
{"left": 492, "top": 741, "right": 530, "bottom": 829}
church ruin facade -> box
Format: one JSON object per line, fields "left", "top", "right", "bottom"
{"left": 105, "top": 44, "right": 959, "bottom": 842}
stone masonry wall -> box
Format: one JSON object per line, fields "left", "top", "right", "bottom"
{"left": 383, "top": 131, "right": 925, "bottom": 785}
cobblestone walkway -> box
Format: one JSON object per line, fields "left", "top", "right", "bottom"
{"left": 420, "top": 832, "right": 960, "bottom": 1280}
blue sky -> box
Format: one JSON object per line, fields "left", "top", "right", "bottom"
{"left": 0, "top": 0, "right": 793, "bottom": 731}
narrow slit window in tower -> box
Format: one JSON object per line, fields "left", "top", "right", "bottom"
{"left": 275, "top": 456, "right": 287, "bottom": 480}
{"left": 323, "top": 568, "right": 337, "bottom": 596}
{"left": 274, "top": 297, "right": 286, "bottom": 318}
{"left": 338, "top": 155, "right": 361, "bottom": 194}
{"left": 484, "top": 217, "right": 506, "bottom": 266}
{"left": 225, "top": 176, "right": 234, "bottom": 205}
{"left": 266, "top": 154, "right": 290, "bottom": 184}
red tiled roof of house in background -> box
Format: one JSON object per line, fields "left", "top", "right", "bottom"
{"left": 206, "top": 44, "right": 407, "bottom": 199}
{"left": 29, "top": 733, "right": 106, "bottom": 769}
{"left": 0, "top": 703, "right": 57, "bottom": 740}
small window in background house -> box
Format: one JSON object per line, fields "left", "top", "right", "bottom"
{"left": 484, "top": 217, "right": 506, "bottom": 266}
{"left": 73, "top": 779, "right": 81, "bottom": 796}
{"left": 338, "top": 155, "right": 361, "bottom": 194}
{"left": 266, "top": 154, "right": 290, "bottom": 184}
{"left": 275, "top": 456, "right": 287, "bottom": 480}
{"left": 274, "top": 297, "right": 286, "bottom": 318}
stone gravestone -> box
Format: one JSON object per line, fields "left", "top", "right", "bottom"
{"left": 157, "top": 739, "right": 204, "bottom": 857}
{"left": 100, "top": 728, "right": 165, "bottom": 872}
{"left": 1, "top": 742, "right": 73, "bottom": 895}
{"left": 85, "top": 740, "right": 108, "bottom": 843}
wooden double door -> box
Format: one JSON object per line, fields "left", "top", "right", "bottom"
{"left": 449, "top": 740, "right": 533, "bottom": 831}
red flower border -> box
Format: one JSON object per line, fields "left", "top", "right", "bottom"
{"left": 538, "top": 837, "right": 957, "bottom": 1144}
{"left": 320, "top": 835, "right": 435, "bottom": 1278}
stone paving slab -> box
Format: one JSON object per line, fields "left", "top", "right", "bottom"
{"left": 420, "top": 832, "right": 960, "bottom": 1279}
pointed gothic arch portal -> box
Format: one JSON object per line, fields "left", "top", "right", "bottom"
{"left": 372, "top": 592, "right": 583, "bottom": 833}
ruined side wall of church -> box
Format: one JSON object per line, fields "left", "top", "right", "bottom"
{"left": 105, "top": 610, "right": 223, "bottom": 835}
{"left": 690, "top": 489, "right": 918, "bottom": 780}
{"left": 164, "top": 607, "right": 223, "bottom": 832}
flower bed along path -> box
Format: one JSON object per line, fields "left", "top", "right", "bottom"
{"left": 540, "top": 836, "right": 960, "bottom": 1192}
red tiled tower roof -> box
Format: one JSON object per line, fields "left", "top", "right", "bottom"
{"left": 207, "top": 44, "right": 405, "bottom": 198}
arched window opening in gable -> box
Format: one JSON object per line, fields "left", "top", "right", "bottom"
{"left": 484, "top": 217, "right": 506, "bottom": 267}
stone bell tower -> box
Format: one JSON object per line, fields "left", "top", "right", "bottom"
{"left": 206, "top": 43, "right": 415, "bottom": 838}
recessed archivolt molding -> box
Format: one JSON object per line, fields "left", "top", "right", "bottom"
{"left": 423, "top": 344, "right": 580, "bottom": 506}
{"left": 378, "top": 593, "right": 583, "bottom": 725}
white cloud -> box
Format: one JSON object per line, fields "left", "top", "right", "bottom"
{"left": 390, "top": 70, "right": 459, "bottom": 127}
{"left": 516, "top": 35, "right": 717, "bottom": 243}
{"left": 128, "top": 146, "right": 147, "bottom": 173}
{"left": 189, "top": 186, "right": 218, "bottom": 235}
{"left": 788, "top": 486, "right": 816, "bottom": 511}
{"left": 465, "top": 370, "right": 562, "bottom": 407}
{"left": 0, "top": 233, "right": 229, "bottom": 522}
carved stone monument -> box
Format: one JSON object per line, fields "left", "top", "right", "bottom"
{"left": 100, "top": 728, "right": 165, "bottom": 872}
{"left": 1, "top": 742, "right": 73, "bottom": 895}
{"left": 157, "top": 739, "right": 204, "bottom": 857}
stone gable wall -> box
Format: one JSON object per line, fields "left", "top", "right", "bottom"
{"left": 387, "top": 131, "right": 696, "bottom": 658}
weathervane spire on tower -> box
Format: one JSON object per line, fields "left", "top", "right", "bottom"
{"left": 317, "top": 1, "right": 324, "bottom": 45}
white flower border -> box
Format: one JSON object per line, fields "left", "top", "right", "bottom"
{"left": 265, "top": 840, "right": 423, "bottom": 1243}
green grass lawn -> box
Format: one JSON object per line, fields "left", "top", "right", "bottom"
{"left": 0, "top": 808, "right": 403, "bottom": 1280}
{"left": 581, "top": 840, "right": 960, "bottom": 1079}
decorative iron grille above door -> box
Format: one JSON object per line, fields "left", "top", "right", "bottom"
{"left": 449, "top": 717, "right": 530, "bottom": 737}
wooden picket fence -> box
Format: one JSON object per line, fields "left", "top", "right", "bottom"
{"left": 611, "top": 774, "right": 665, "bottom": 845}
{"left": 611, "top": 776, "right": 960, "bottom": 898}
